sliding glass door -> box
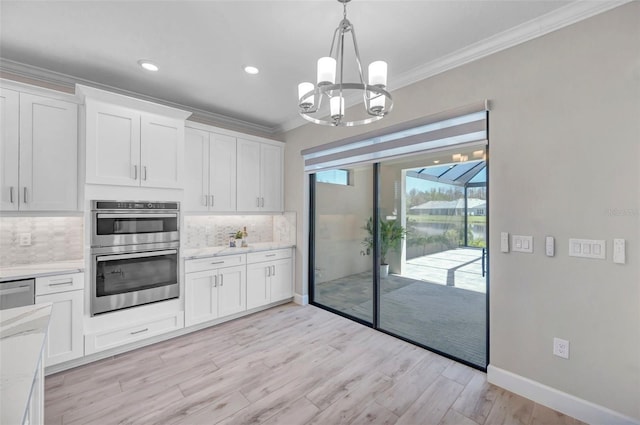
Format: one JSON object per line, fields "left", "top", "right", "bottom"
{"left": 378, "top": 149, "right": 487, "bottom": 367}
{"left": 310, "top": 147, "right": 488, "bottom": 369}
{"left": 311, "top": 164, "right": 374, "bottom": 324}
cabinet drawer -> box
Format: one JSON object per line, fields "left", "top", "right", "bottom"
{"left": 36, "top": 273, "right": 84, "bottom": 295}
{"left": 247, "top": 248, "right": 292, "bottom": 264}
{"left": 185, "top": 254, "right": 246, "bottom": 273}
{"left": 85, "top": 312, "right": 183, "bottom": 355}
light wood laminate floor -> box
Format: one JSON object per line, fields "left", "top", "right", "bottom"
{"left": 45, "top": 304, "right": 584, "bottom": 425}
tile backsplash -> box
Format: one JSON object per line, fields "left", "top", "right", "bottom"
{"left": 0, "top": 217, "right": 84, "bottom": 266}
{"left": 184, "top": 212, "right": 296, "bottom": 249}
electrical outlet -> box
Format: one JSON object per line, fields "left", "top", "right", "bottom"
{"left": 19, "top": 233, "right": 32, "bottom": 246}
{"left": 553, "top": 337, "right": 569, "bottom": 359}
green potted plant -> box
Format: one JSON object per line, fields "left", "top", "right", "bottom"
{"left": 363, "top": 217, "right": 408, "bottom": 278}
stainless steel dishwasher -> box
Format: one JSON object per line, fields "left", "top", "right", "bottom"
{"left": 0, "top": 279, "right": 35, "bottom": 310}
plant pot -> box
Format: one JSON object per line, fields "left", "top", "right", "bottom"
{"left": 380, "top": 264, "right": 389, "bottom": 279}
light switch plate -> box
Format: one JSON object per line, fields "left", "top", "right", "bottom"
{"left": 545, "top": 236, "right": 554, "bottom": 257}
{"left": 500, "top": 232, "right": 509, "bottom": 253}
{"left": 569, "top": 238, "right": 605, "bottom": 259}
{"left": 613, "top": 238, "right": 626, "bottom": 264}
{"left": 512, "top": 235, "right": 533, "bottom": 253}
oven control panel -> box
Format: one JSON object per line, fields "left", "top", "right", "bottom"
{"left": 93, "top": 201, "right": 179, "bottom": 210}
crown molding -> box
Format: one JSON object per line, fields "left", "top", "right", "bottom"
{"left": 276, "top": 0, "right": 631, "bottom": 135}
{"left": 0, "top": 58, "right": 277, "bottom": 137}
{"left": 2, "top": 0, "right": 630, "bottom": 137}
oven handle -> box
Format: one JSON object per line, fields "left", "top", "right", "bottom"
{"left": 97, "top": 213, "right": 177, "bottom": 219}
{"left": 96, "top": 250, "right": 178, "bottom": 262}
{"left": 0, "top": 285, "right": 33, "bottom": 296}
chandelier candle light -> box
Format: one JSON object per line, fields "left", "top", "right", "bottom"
{"left": 297, "top": 0, "right": 393, "bottom": 127}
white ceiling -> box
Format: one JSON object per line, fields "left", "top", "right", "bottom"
{"left": 0, "top": 0, "right": 624, "bottom": 134}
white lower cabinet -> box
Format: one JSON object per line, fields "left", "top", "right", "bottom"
{"left": 185, "top": 263, "right": 246, "bottom": 327}
{"left": 246, "top": 249, "right": 293, "bottom": 310}
{"left": 35, "top": 273, "right": 84, "bottom": 367}
{"left": 84, "top": 312, "right": 184, "bottom": 355}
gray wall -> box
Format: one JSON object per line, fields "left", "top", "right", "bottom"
{"left": 281, "top": 3, "right": 639, "bottom": 420}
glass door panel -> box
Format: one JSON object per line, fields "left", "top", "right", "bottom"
{"left": 312, "top": 164, "right": 373, "bottom": 324}
{"left": 379, "top": 148, "right": 487, "bottom": 368}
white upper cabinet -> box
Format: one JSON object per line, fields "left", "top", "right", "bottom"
{"left": 184, "top": 127, "right": 236, "bottom": 212}
{"left": 1, "top": 86, "right": 78, "bottom": 211}
{"left": 236, "top": 138, "right": 283, "bottom": 212}
{"left": 79, "top": 85, "right": 190, "bottom": 189}
{"left": 0, "top": 88, "right": 20, "bottom": 211}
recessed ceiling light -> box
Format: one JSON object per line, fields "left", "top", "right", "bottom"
{"left": 138, "top": 60, "right": 159, "bottom": 72}
{"left": 244, "top": 66, "right": 259, "bottom": 75}
{"left": 433, "top": 160, "right": 440, "bottom": 164}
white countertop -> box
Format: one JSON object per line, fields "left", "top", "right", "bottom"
{"left": 183, "top": 242, "right": 295, "bottom": 260}
{"left": 0, "top": 260, "right": 85, "bottom": 282}
{"left": 0, "top": 302, "right": 52, "bottom": 425}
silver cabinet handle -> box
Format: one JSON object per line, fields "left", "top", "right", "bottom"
{"left": 271, "top": 265, "right": 276, "bottom": 276}
{"left": 211, "top": 261, "right": 225, "bottom": 265}
{"left": 261, "top": 197, "right": 265, "bottom": 207}
{"left": 266, "top": 266, "right": 271, "bottom": 277}
{"left": 134, "top": 165, "right": 138, "bottom": 180}
{"left": 256, "top": 197, "right": 260, "bottom": 207}
{"left": 213, "top": 275, "right": 218, "bottom": 288}
{"left": 23, "top": 187, "right": 28, "bottom": 204}
{"left": 220, "top": 275, "right": 223, "bottom": 286}
{"left": 130, "top": 328, "right": 148, "bottom": 335}
{"left": 9, "top": 187, "right": 14, "bottom": 204}
{"left": 143, "top": 166, "right": 148, "bottom": 181}
{"left": 49, "top": 280, "right": 73, "bottom": 287}
{"left": 210, "top": 195, "right": 214, "bottom": 207}
{"left": 203, "top": 195, "right": 208, "bottom": 206}
{"left": 265, "top": 254, "right": 276, "bottom": 258}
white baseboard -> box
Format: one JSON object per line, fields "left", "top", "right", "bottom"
{"left": 487, "top": 365, "right": 639, "bottom": 425}
{"left": 294, "top": 293, "right": 308, "bottom": 305}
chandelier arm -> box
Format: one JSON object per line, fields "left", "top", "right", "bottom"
{"left": 328, "top": 26, "right": 341, "bottom": 57}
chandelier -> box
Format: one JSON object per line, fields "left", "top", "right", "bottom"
{"left": 297, "top": 0, "right": 393, "bottom": 127}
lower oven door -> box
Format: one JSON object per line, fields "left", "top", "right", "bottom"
{"left": 92, "top": 247, "right": 179, "bottom": 316}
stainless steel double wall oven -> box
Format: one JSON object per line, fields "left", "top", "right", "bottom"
{"left": 90, "top": 200, "right": 180, "bottom": 315}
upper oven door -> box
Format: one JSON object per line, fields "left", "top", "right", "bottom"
{"left": 92, "top": 212, "right": 179, "bottom": 247}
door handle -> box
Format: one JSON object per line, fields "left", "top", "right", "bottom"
{"left": 23, "top": 187, "right": 28, "bottom": 204}
{"left": 261, "top": 197, "right": 265, "bottom": 207}
{"left": 134, "top": 165, "right": 138, "bottom": 180}
{"left": 143, "top": 166, "right": 148, "bottom": 181}
{"left": 271, "top": 265, "right": 276, "bottom": 276}
{"left": 210, "top": 195, "right": 214, "bottom": 207}
{"left": 203, "top": 195, "right": 208, "bottom": 206}
{"left": 266, "top": 266, "right": 271, "bottom": 277}
{"left": 9, "top": 187, "right": 14, "bottom": 204}
{"left": 256, "top": 197, "right": 260, "bottom": 207}
{"left": 220, "top": 275, "right": 223, "bottom": 286}
{"left": 130, "top": 328, "right": 148, "bottom": 335}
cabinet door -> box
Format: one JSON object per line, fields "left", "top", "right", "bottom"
{"left": 184, "top": 128, "right": 210, "bottom": 212}
{"left": 0, "top": 88, "right": 19, "bottom": 211}
{"left": 246, "top": 262, "right": 270, "bottom": 310}
{"left": 270, "top": 257, "right": 293, "bottom": 302}
{"left": 209, "top": 133, "right": 236, "bottom": 212}
{"left": 185, "top": 270, "right": 218, "bottom": 326}
{"left": 236, "top": 138, "right": 261, "bottom": 211}
{"left": 217, "top": 265, "right": 246, "bottom": 317}
{"left": 140, "top": 114, "right": 184, "bottom": 189}
{"left": 260, "top": 143, "right": 283, "bottom": 212}
{"left": 85, "top": 100, "right": 141, "bottom": 186}
{"left": 35, "top": 290, "right": 84, "bottom": 366}
{"left": 19, "top": 93, "right": 78, "bottom": 211}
